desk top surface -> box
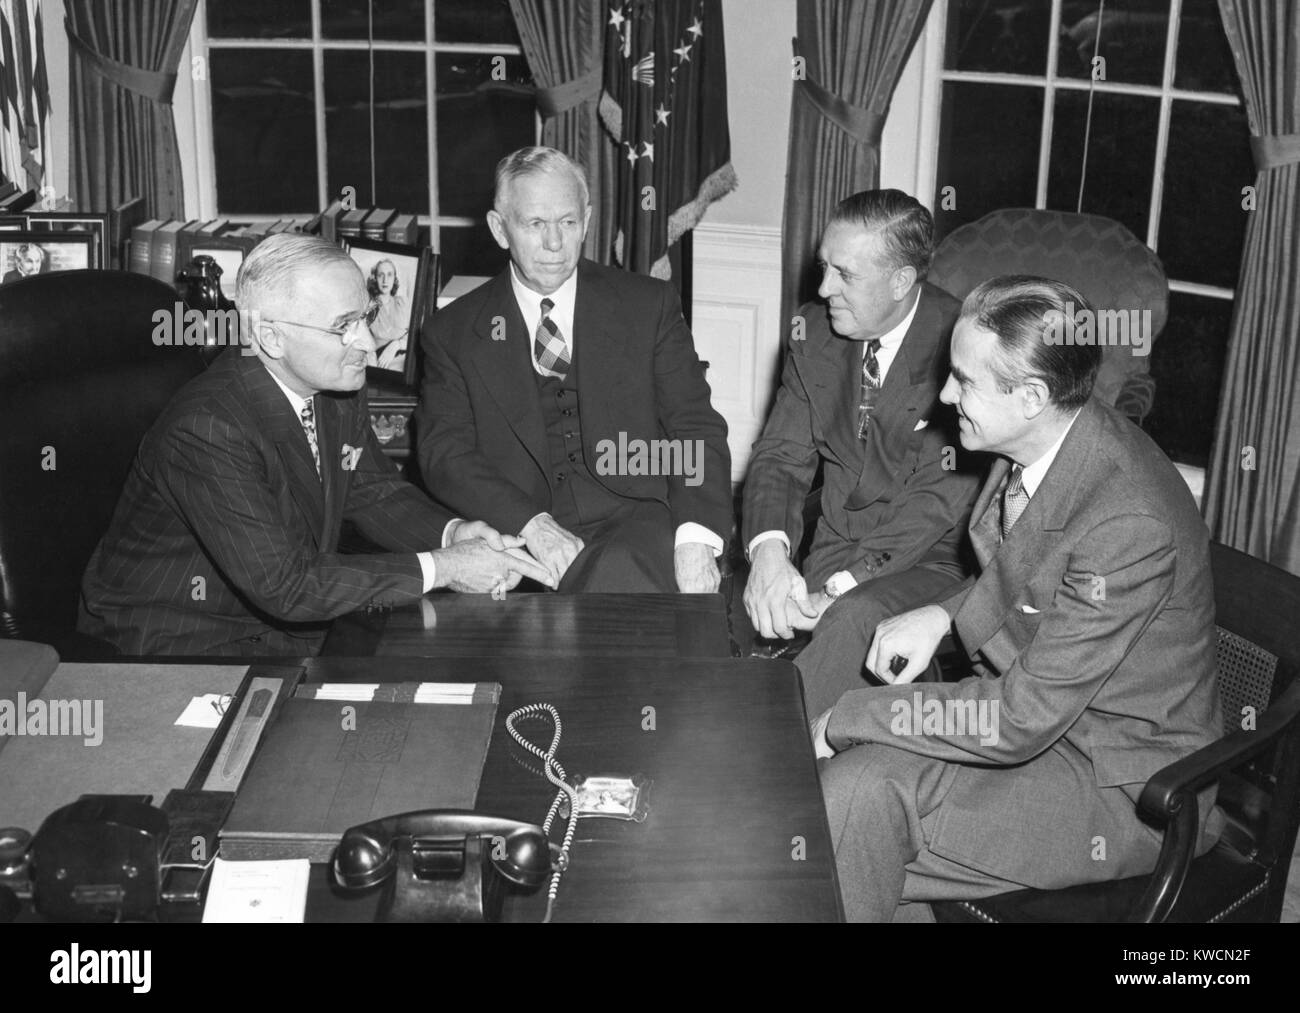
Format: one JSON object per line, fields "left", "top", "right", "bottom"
{"left": 321, "top": 592, "right": 734, "bottom": 659}
{"left": 299, "top": 654, "right": 841, "bottom": 923}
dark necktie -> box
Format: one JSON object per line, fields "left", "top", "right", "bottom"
{"left": 300, "top": 400, "right": 320, "bottom": 478}
{"left": 534, "top": 297, "right": 571, "bottom": 380}
{"left": 856, "top": 339, "right": 882, "bottom": 440}
{"left": 1001, "top": 465, "right": 1028, "bottom": 540}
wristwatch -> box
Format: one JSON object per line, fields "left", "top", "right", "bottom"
{"left": 823, "top": 571, "right": 857, "bottom": 601}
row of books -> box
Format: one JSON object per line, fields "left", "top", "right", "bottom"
{"left": 129, "top": 205, "right": 425, "bottom": 285}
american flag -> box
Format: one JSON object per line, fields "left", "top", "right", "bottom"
{"left": 0, "top": 0, "right": 48, "bottom": 192}
{"left": 601, "top": 0, "right": 736, "bottom": 279}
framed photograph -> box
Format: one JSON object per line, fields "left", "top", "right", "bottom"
{"left": 0, "top": 231, "right": 93, "bottom": 285}
{"left": 183, "top": 238, "right": 251, "bottom": 293}
{"left": 26, "top": 212, "right": 108, "bottom": 269}
{"left": 343, "top": 236, "right": 438, "bottom": 386}
{"left": 0, "top": 215, "right": 27, "bottom": 231}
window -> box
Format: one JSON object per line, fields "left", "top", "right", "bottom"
{"left": 934, "top": 0, "right": 1251, "bottom": 466}
{"left": 191, "top": 0, "right": 537, "bottom": 275}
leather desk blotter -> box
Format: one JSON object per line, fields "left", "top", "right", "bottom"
{"left": 219, "top": 685, "right": 500, "bottom": 862}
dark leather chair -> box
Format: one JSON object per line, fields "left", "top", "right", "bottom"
{"left": 929, "top": 208, "right": 1167, "bottom": 424}
{"left": 933, "top": 541, "right": 1300, "bottom": 923}
{"left": 0, "top": 270, "right": 204, "bottom": 655}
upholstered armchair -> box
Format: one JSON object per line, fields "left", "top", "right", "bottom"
{"left": 928, "top": 208, "right": 1167, "bottom": 424}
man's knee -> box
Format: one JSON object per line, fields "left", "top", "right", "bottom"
{"left": 821, "top": 742, "right": 928, "bottom": 829}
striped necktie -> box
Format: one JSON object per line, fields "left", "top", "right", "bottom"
{"left": 534, "top": 297, "right": 570, "bottom": 380}
{"left": 1001, "top": 465, "right": 1028, "bottom": 540}
{"left": 856, "top": 339, "right": 882, "bottom": 439}
{"left": 300, "top": 400, "right": 321, "bottom": 477}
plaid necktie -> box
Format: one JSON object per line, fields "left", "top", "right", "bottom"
{"left": 300, "top": 400, "right": 321, "bottom": 477}
{"left": 1001, "top": 465, "right": 1029, "bottom": 540}
{"left": 856, "top": 339, "right": 882, "bottom": 439}
{"left": 534, "top": 297, "right": 570, "bottom": 380}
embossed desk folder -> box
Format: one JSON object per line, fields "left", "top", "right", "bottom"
{"left": 218, "top": 683, "right": 500, "bottom": 862}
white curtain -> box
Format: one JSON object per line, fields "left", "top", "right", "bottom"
{"left": 0, "top": 0, "right": 49, "bottom": 193}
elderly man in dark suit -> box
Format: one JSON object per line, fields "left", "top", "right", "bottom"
{"left": 79, "top": 233, "right": 551, "bottom": 656}
{"left": 742, "top": 189, "right": 981, "bottom": 715}
{"left": 817, "top": 276, "right": 1222, "bottom": 921}
{"left": 417, "top": 146, "right": 731, "bottom": 594}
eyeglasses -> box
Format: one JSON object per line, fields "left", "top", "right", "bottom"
{"left": 263, "top": 303, "right": 381, "bottom": 340}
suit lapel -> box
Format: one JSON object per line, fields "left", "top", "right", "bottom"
{"left": 954, "top": 400, "right": 1105, "bottom": 656}
{"left": 466, "top": 270, "right": 547, "bottom": 472}
{"left": 239, "top": 356, "right": 326, "bottom": 547}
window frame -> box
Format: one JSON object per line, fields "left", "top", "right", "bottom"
{"left": 180, "top": 0, "right": 539, "bottom": 251}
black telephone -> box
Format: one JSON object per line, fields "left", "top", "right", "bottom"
{"left": 333, "top": 810, "right": 561, "bottom": 922}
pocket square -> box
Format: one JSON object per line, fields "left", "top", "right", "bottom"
{"left": 1017, "top": 604, "right": 1041, "bottom": 614}
{"left": 913, "top": 418, "right": 928, "bottom": 431}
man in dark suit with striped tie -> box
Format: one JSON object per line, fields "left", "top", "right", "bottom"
{"left": 418, "top": 146, "right": 732, "bottom": 593}
{"left": 79, "top": 233, "right": 552, "bottom": 657}
{"left": 742, "top": 190, "right": 982, "bottom": 716}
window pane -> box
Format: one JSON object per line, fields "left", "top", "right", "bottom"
{"left": 1175, "top": 0, "right": 1239, "bottom": 93}
{"left": 435, "top": 0, "right": 522, "bottom": 45}
{"left": 944, "top": 0, "right": 1051, "bottom": 75}
{"left": 1142, "top": 292, "right": 1234, "bottom": 467}
{"left": 439, "top": 223, "right": 508, "bottom": 278}
{"left": 211, "top": 50, "right": 318, "bottom": 213}
{"left": 1046, "top": 91, "right": 1158, "bottom": 239}
{"left": 1160, "top": 100, "right": 1252, "bottom": 288}
{"left": 209, "top": 0, "right": 311, "bottom": 39}
{"left": 322, "top": 0, "right": 425, "bottom": 42}
{"left": 324, "top": 50, "right": 429, "bottom": 213}
{"left": 934, "top": 82, "right": 1043, "bottom": 240}
{"left": 1057, "top": 0, "right": 1169, "bottom": 87}
{"left": 435, "top": 54, "right": 534, "bottom": 218}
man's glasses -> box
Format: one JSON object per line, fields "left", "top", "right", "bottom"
{"left": 263, "top": 303, "right": 381, "bottom": 340}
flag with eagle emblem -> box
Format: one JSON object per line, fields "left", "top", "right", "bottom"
{"left": 600, "top": 0, "right": 736, "bottom": 279}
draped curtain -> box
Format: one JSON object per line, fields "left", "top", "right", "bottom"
{"left": 781, "top": 0, "right": 934, "bottom": 329}
{"left": 0, "top": 0, "right": 48, "bottom": 194}
{"left": 65, "top": 0, "right": 196, "bottom": 218}
{"left": 509, "top": 0, "right": 617, "bottom": 264}
{"left": 1203, "top": 1, "right": 1300, "bottom": 574}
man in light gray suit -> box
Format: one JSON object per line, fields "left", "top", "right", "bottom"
{"left": 816, "top": 275, "right": 1222, "bottom": 921}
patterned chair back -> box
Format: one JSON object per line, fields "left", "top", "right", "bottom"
{"left": 929, "top": 208, "right": 1168, "bottom": 423}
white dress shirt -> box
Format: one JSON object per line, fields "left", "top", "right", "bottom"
{"left": 508, "top": 265, "right": 723, "bottom": 557}
{"left": 747, "top": 289, "right": 922, "bottom": 565}
{"left": 1017, "top": 408, "right": 1082, "bottom": 498}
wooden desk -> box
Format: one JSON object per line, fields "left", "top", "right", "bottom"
{"left": 321, "top": 592, "right": 734, "bottom": 659}
{"left": 300, "top": 655, "right": 842, "bottom": 922}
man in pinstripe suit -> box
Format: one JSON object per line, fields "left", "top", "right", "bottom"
{"left": 79, "top": 234, "right": 551, "bottom": 657}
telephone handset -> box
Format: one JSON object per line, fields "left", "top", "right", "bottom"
{"left": 333, "top": 809, "right": 561, "bottom": 922}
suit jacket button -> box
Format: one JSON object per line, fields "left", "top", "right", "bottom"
{"left": 563, "top": 408, "right": 574, "bottom": 416}
{"left": 555, "top": 471, "right": 566, "bottom": 482}
{"left": 557, "top": 390, "right": 566, "bottom": 399}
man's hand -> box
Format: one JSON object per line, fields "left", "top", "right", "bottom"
{"left": 864, "top": 604, "right": 950, "bottom": 683}
{"left": 447, "top": 518, "right": 527, "bottom": 553}
{"left": 785, "top": 590, "right": 831, "bottom": 632}
{"left": 675, "top": 542, "right": 720, "bottom": 593}
{"left": 434, "top": 538, "right": 555, "bottom": 593}
{"left": 744, "top": 539, "right": 818, "bottom": 639}
{"left": 520, "top": 513, "right": 585, "bottom": 587}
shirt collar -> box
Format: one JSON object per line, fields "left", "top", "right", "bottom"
{"left": 509, "top": 261, "right": 578, "bottom": 320}
{"left": 1019, "top": 408, "right": 1082, "bottom": 497}
{"left": 265, "top": 364, "right": 312, "bottom": 418}
{"left": 867, "top": 287, "right": 921, "bottom": 352}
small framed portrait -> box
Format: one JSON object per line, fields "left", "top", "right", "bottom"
{"left": 0, "top": 231, "right": 93, "bottom": 285}
{"left": 186, "top": 240, "right": 250, "bottom": 291}
{"left": 343, "top": 237, "right": 439, "bottom": 386}
{"left": 0, "top": 215, "right": 27, "bottom": 231}
{"left": 26, "top": 212, "right": 108, "bottom": 269}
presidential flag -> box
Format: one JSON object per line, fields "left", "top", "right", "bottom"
{"left": 600, "top": 0, "right": 736, "bottom": 279}
{"left": 0, "top": 0, "right": 48, "bottom": 193}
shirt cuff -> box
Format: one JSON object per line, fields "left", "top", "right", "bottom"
{"left": 441, "top": 518, "right": 462, "bottom": 548}
{"left": 674, "top": 522, "right": 724, "bottom": 556}
{"left": 746, "top": 530, "right": 791, "bottom": 560}
{"left": 417, "top": 551, "right": 437, "bottom": 593}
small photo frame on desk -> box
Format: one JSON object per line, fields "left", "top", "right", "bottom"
{"left": 0, "top": 215, "right": 28, "bottom": 231}
{"left": 343, "top": 237, "right": 438, "bottom": 387}
{"left": 183, "top": 239, "right": 251, "bottom": 290}
{"left": 26, "top": 212, "right": 108, "bottom": 269}
{"left": 0, "top": 230, "right": 93, "bottom": 285}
